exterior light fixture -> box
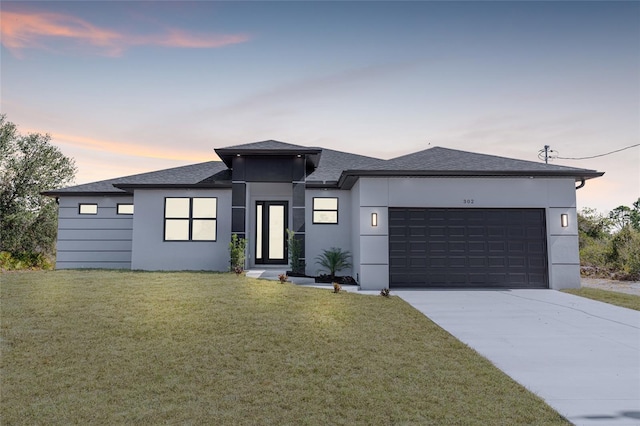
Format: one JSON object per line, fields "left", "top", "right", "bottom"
{"left": 561, "top": 214, "right": 569, "bottom": 228}
{"left": 371, "top": 212, "right": 378, "bottom": 227}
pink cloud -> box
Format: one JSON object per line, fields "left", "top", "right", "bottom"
{"left": 0, "top": 9, "right": 250, "bottom": 57}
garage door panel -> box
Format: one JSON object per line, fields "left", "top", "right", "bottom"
{"left": 529, "top": 257, "right": 546, "bottom": 268}
{"left": 449, "top": 257, "right": 466, "bottom": 267}
{"left": 428, "top": 242, "right": 446, "bottom": 253}
{"left": 488, "top": 227, "right": 506, "bottom": 237}
{"left": 489, "top": 242, "right": 506, "bottom": 252}
{"left": 429, "top": 227, "right": 446, "bottom": 237}
{"left": 449, "top": 242, "right": 466, "bottom": 252}
{"left": 389, "top": 208, "right": 548, "bottom": 288}
{"left": 508, "top": 257, "right": 526, "bottom": 267}
{"left": 488, "top": 257, "right": 506, "bottom": 267}
{"left": 468, "top": 242, "right": 486, "bottom": 252}
{"left": 469, "top": 257, "right": 486, "bottom": 267}
{"left": 528, "top": 241, "right": 545, "bottom": 253}
{"left": 429, "top": 257, "right": 447, "bottom": 267}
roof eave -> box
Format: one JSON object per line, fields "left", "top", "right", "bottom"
{"left": 337, "top": 170, "right": 605, "bottom": 189}
{"left": 41, "top": 190, "right": 131, "bottom": 197}
{"left": 113, "top": 183, "right": 232, "bottom": 190}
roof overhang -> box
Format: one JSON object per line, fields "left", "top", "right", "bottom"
{"left": 41, "top": 190, "right": 130, "bottom": 197}
{"left": 337, "top": 170, "right": 605, "bottom": 189}
{"left": 214, "top": 147, "right": 323, "bottom": 169}
{"left": 113, "top": 183, "right": 232, "bottom": 190}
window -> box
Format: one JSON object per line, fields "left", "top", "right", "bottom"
{"left": 79, "top": 204, "right": 98, "bottom": 215}
{"left": 164, "top": 197, "right": 217, "bottom": 241}
{"left": 313, "top": 197, "right": 338, "bottom": 224}
{"left": 117, "top": 204, "right": 134, "bottom": 215}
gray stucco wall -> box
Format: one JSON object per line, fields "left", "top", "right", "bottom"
{"left": 355, "top": 176, "right": 580, "bottom": 290}
{"left": 56, "top": 196, "right": 134, "bottom": 269}
{"left": 130, "top": 189, "right": 232, "bottom": 271}
{"left": 305, "top": 189, "right": 353, "bottom": 277}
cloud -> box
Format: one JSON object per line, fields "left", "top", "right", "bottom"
{"left": 43, "top": 130, "right": 214, "bottom": 163}
{"left": 0, "top": 9, "right": 250, "bottom": 57}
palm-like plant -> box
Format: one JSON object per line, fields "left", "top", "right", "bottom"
{"left": 315, "top": 247, "right": 352, "bottom": 280}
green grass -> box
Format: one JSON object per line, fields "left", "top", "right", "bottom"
{"left": 1, "top": 270, "right": 569, "bottom": 425}
{"left": 562, "top": 287, "right": 640, "bottom": 311}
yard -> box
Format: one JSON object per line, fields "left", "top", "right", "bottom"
{"left": 1, "top": 271, "right": 568, "bottom": 425}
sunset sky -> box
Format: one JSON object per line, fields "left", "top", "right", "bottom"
{"left": 1, "top": 1, "right": 638, "bottom": 213}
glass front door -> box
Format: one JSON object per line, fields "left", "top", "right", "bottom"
{"left": 255, "top": 201, "right": 288, "bottom": 264}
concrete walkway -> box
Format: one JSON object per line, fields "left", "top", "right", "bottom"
{"left": 395, "top": 289, "right": 640, "bottom": 426}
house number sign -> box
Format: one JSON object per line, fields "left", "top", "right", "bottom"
{"left": 463, "top": 199, "right": 474, "bottom": 204}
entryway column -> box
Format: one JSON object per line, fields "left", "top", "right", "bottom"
{"left": 231, "top": 156, "right": 246, "bottom": 241}
{"left": 292, "top": 156, "right": 306, "bottom": 271}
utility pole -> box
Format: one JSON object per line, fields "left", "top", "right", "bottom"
{"left": 543, "top": 145, "right": 550, "bottom": 164}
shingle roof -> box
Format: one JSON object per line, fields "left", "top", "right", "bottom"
{"left": 218, "top": 140, "right": 315, "bottom": 151}
{"left": 43, "top": 161, "right": 230, "bottom": 195}
{"left": 374, "top": 147, "right": 599, "bottom": 173}
{"left": 214, "top": 140, "right": 323, "bottom": 168}
{"left": 44, "top": 142, "right": 603, "bottom": 195}
{"left": 307, "top": 148, "right": 385, "bottom": 183}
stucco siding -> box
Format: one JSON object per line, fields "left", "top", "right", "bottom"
{"left": 305, "top": 189, "right": 352, "bottom": 277}
{"left": 56, "top": 196, "right": 133, "bottom": 269}
{"left": 354, "top": 177, "right": 581, "bottom": 290}
{"left": 130, "top": 189, "right": 232, "bottom": 271}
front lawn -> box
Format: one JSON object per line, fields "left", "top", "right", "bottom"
{"left": 562, "top": 287, "right": 640, "bottom": 311}
{"left": 1, "top": 271, "right": 568, "bottom": 425}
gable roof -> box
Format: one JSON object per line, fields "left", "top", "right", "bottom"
{"left": 44, "top": 141, "right": 603, "bottom": 195}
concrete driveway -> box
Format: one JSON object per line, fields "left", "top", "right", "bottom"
{"left": 395, "top": 289, "right": 640, "bottom": 426}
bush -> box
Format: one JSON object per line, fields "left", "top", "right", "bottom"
{"left": 608, "top": 226, "right": 640, "bottom": 279}
{"left": 0, "top": 251, "right": 53, "bottom": 270}
{"left": 315, "top": 247, "right": 352, "bottom": 280}
{"left": 228, "top": 234, "right": 247, "bottom": 272}
{"left": 287, "top": 229, "right": 305, "bottom": 275}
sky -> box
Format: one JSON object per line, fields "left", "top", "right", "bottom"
{"left": 1, "top": 1, "right": 638, "bottom": 213}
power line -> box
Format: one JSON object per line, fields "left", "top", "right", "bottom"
{"left": 553, "top": 143, "right": 640, "bottom": 160}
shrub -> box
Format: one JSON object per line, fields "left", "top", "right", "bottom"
{"left": 380, "top": 288, "right": 391, "bottom": 297}
{"left": 0, "top": 251, "right": 53, "bottom": 270}
{"left": 287, "top": 229, "right": 305, "bottom": 275}
{"left": 315, "top": 247, "right": 352, "bottom": 280}
{"left": 228, "top": 234, "right": 247, "bottom": 272}
{"left": 608, "top": 226, "right": 640, "bottom": 279}
{"left": 332, "top": 282, "right": 342, "bottom": 293}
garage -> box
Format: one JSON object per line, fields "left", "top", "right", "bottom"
{"left": 389, "top": 208, "right": 548, "bottom": 288}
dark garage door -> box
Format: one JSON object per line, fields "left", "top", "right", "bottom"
{"left": 389, "top": 208, "right": 548, "bottom": 288}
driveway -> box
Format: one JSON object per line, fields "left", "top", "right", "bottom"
{"left": 395, "top": 289, "right": 640, "bottom": 426}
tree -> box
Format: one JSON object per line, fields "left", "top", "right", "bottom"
{"left": 577, "top": 208, "right": 611, "bottom": 241}
{"left": 0, "top": 115, "right": 76, "bottom": 256}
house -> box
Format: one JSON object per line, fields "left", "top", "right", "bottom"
{"left": 44, "top": 140, "right": 603, "bottom": 290}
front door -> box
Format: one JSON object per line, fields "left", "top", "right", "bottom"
{"left": 255, "top": 201, "right": 288, "bottom": 264}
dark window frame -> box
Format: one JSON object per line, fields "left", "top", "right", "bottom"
{"left": 312, "top": 197, "right": 339, "bottom": 224}
{"left": 117, "top": 203, "right": 134, "bottom": 215}
{"left": 78, "top": 203, "right": 98, "bottom": 215}
{"left": 163, "top": 197, "right": 217, "bottom": 242}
